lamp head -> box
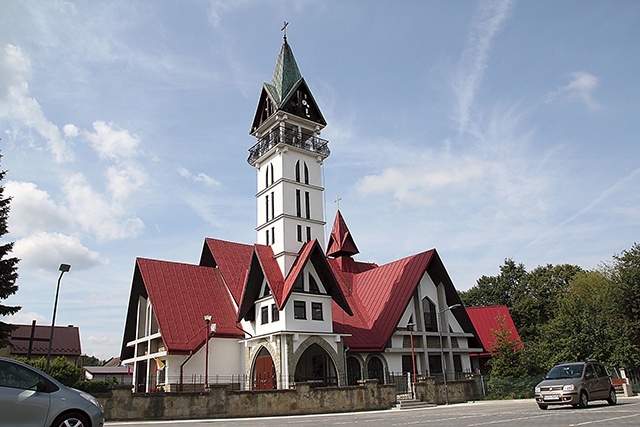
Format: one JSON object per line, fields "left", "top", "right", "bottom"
{"left": 204, "top": 315, "right": 212, "bottom": 323}
{"left": 59, "top": 264, "right": 71, "bottom": 273}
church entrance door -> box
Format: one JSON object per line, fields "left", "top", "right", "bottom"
{"left": 252, "top": 348, "right": 276, "bottom": 390}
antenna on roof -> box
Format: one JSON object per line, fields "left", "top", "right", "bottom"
{"left": 281, "top": 21, "right": 289, "bottom": 41}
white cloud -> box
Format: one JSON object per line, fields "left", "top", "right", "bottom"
{"left": 63, "top": 173, "right": 144, "bottom": 241}
{"left": 4, "top": 181, "right": 72, "bottom": 238}
{"left": 178, "top": 167, "right": 221, "bottom": 187}
{"left": 452, "top": 0, "right": 514, "bottom": 136}
{"left": 84, "top": 121, "right": 140, "bottom": 161}
{"left": 13, "top": 231, "right": 108, "bottom": 271}
{"left": 3, "top": 311, "right": 46, "bottom": 325}
{"left": 546, "top": 71, "right": 601, "bottom": 111}
{"left": 0, "top": 44, "right": 73, "bottom": 162}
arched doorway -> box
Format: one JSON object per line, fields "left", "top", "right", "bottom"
{"left": 346, "top": 356, "right": 362, "bottom": 386}
{"left": 252, "top": 347, "right": 276, "bottom": 390}
{"left": 367, "top": 356, "right": 385, "bottom": 384}
{"left": 294, "top": 343, "right": 338, "bottom": 387}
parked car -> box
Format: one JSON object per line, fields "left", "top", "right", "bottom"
{"left": 0, "top": 356, "right": 104, "bottom": 426}
{"left": 534, "top": 360, "right": 617, "bottom": 410}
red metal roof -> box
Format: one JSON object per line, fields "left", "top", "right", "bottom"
{"left": 201, "top": 238, "right": 253, "bottom": 305}
{"left": 465, "top": 305, "right": 522, "bottom": 356}
{"left": 327, "top": 210, "right": 359, "bottom": 257}
{"left": 9, "top": 324, "right": 81, "bottom": 357}
{"left": 331, "top": 251, "right": 435, "bottom": 351}
{"left": 136, "top": 258, "right": 243, "bottom": 354}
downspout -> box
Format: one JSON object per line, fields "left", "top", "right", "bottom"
{"left": 179, "top": 351, "right": 194, "bottom": 392}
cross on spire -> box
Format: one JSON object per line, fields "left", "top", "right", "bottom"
{"left": 281, "top": 21, "right": 289, "bottom": 40}
{"left": 335, "top": 195, "right": 342, "bottom": 210}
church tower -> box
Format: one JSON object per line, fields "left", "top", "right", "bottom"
{"left": 248, "top": 34, "right": 329, "bottom": 276}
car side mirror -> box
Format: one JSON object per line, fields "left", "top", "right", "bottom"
{"left": 35, "top": 380, "right": 48, "bottom": 392}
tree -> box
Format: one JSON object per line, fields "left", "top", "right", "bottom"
{"left": 0, "top": 151, "right": 20, "bottom": 348}
{"left": 459, "top": 259, "right": 527, "bottom": 308}
{"left": 18, "top": 356, "right": 83, "bottom": 386}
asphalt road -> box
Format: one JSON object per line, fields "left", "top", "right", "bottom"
{"left": 106, "top": 396, "right": 640, "bottom": 427}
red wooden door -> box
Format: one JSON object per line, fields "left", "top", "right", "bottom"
{"left": 254, "top": 355, "right": 276, "bottom": 390}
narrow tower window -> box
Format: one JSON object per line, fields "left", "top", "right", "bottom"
{"left": 297, "top": 225, "right": 303, "bottom": 242}
{"left": 296, "top": 189, "right": 301, "bottom": 217}
{"left": 270, "top": 163, "right": 274, "bottom": 185}
{"left": 271, "top": 226, "right": 275, "bottom": 244}
{"left": 271, "top": 191, "right": 275, "bottom": 219}
{"left": 304, "top": 162, "right": 309, "bottom": 184}
{"left": 265, "top": 194, "right": 269, "bottom": 221}
{"left": 305, "top": 191, "right": 310, "bottom": 219}
{"left": 295, "top": 160, "right": 301, "bottom": 182}
{"left": 306, "top": 226, "right": 311, "bottom": 242}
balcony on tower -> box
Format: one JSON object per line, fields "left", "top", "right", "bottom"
{"left": 248, "top": 126, "right": 330, "bottom": 166}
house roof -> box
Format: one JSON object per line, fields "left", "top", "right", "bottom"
{"left": 8, "top": 324, "right": 81, "bottom": 357}
{"left": 132, "top": 258, "right": 243, "bottom": 354}
{"left": 200, "top": 238, "right": 253, "bottom": 305}
{"left": 237, "top": 240, "right": 353, "bottom": 322}
{"left": 465, "top": 305, "right": 522, "bottom": 356}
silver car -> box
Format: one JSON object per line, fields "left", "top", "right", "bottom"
{"left": 534, "top": 360, "right": 617, "bottom": 410}
{"left": 0, "top": 356, "right": 104, "bottom": 426}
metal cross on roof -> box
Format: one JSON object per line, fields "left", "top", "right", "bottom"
{"left": 335, "top": 195, "right": 342, "bottom": 209}
{"left": 281, "top": 21, "right": 289, "bottom": 39}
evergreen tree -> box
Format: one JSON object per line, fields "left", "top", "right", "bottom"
{"left": 0, "top": 151, "right": 21, "bottom": 348}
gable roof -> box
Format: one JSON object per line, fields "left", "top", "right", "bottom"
{"left": 8, "top": 324, "right": 81, "bottom": 357}
{"left": 237, "top": 240, "right": 353, "bottom": 322}
{"left": 200, "top": 238, "right": 253, "bottom": 305}
{"left": 465, "top": 305, "right": 522, "bottom": 356}
{"left": 122, "top": 258, "right": 243, "bottom": 357}
{"left": 331, "top": 250, "right": 435, "bottom": 351}
{"left": 327, "top": 210, "right": 480, "bottom": 352}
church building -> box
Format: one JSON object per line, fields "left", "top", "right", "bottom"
{"left": 120, "top": 34, "right": 482, "bottom": 393}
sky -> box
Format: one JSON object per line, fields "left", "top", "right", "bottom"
{"left": 1, "top": 0, "right": 639, "bottom": 360}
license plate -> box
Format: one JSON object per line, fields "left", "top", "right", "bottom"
{"left": 543, "top": 394, "right": 559, "bottom": 401}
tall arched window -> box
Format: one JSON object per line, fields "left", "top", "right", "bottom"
{"left": 367, "top": 356, "right": 385, "bottom": 384}
{"left": 294, "top": 344, "right": 338, "bottom": 387}
{"left": 295, "top": 160, "right": 301, "bottom": 182}
{"left": 422, "top": 296, "right": 437, "bottom": 332}
{"left": 304, "top": 162, "right": 309, "bottom": 184}
{"left": 270, "top": 163, "right": 274, "bottom": 185}
{"left": 347, "top": 356, "right": 362, "bottom": 386}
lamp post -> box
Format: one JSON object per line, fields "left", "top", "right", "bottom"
{"left": 438, "top": 303, "right": 461, "bottom": 405}
{"left": 46, "top": 263, "right": 71, "bottom": 374}
{"left": 203, "top": 316, "right": 217, "bottom": 390}
{"left": 407, "top": 321, "right": 417, "bottom": 399}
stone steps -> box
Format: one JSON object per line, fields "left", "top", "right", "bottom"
{"left": 393, "top": 399, "right": 435, "bottom": 410}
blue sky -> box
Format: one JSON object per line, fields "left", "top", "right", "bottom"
{"left": 1, "top": 0, "right": 639, "bottom": 360}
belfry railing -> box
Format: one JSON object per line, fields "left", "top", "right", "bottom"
{"left": 248, "top": 127, "right": 330, "bottom": 164}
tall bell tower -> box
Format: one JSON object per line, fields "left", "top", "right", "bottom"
{"left": 248, "top": 33, "right": 329, "bottom": 276}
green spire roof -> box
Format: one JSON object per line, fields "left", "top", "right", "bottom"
{"left": 265, "top": 39, "right": 303, "bottom": 107}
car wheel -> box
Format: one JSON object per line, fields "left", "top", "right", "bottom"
{"left": 51, "top": 412, "right": 90, "bottom": 427}
{"left": 607, "top": 388, "right": 617, "bottom": 405}
{"left": 538, "top": 404, "right": 548, "bottom": 410}
{"left": 577, "top": 391, "right": 589, "bottom": 408}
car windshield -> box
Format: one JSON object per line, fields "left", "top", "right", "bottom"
{"left": 546, "top": 364, "right": 584, "bottom": 379}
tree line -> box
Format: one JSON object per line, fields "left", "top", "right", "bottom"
{"left": 459, "top": 245, "right": 640, "bottom": 381}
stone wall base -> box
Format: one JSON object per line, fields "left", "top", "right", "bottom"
{"left": 98, "top": 380, "right": 396, "bottom": 421}
{"left": 413, "top": 377, "right": 482, "bottom": 405}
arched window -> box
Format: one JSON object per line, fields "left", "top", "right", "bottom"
{"left": 295, "top": 160, "right": 301, "bottom": 182}
{"left": 270, "top": 163, "right": 274, "bottom": 185}
{"left": 304, "top": 162, "right": 309, "bottom": 184}
{"left": 367, "top": 356, "right": 385, "bottom": 384}
{"left": 422, "top": 297, "right": 437, "bottom": 332}
{"left": 294, "top": 344, "right": 338, "bottom": 387}
{"left": 347, "top": 357, "right": 362, "bottom": 386}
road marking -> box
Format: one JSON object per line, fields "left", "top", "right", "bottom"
{"left": 569, "top": 413, "right": 640, "bottom": 426}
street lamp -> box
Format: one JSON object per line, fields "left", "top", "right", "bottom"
{"left": 203, "top": 315, "right": 217, "bottom": 390}
{"left": 438, "top": 303, "right": 461, "bottom": 405}
{"left": 46, "top": 263, "right": 71, "bottom": 374}
{"left": 406, "top": 322, "right": 417, "bottom": 384}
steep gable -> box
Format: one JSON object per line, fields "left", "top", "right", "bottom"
{"left": 130, "top": 258, "right": 243, "bottom": 355}
{"left": 200, "top": 238, "right": 253, "bottom": 305}
{"left": 466, "top": 305, "right": 522, "bottom": 355}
